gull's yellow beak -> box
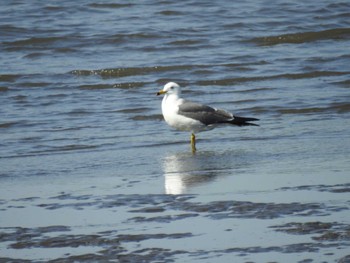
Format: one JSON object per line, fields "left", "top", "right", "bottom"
{"left": 156, "top": 90, "right": 167, "bottom": 96}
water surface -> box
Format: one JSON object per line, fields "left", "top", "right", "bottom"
{"left": 1, "top": 0, "right": 350, "bottom": 262}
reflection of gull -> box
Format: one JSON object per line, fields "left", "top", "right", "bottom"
{"left": 163, "top": 152, "right": 222, "bottom": 195}
{"left": 165, "top": 173, "right": 185, "bottom": 195}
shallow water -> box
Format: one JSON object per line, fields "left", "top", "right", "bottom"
{"left": 1, "top": 0, "right": 350, "bottom": 262}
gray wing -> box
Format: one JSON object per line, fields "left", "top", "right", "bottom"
{"left": 178, "top": 100, "right": 233, "bottom": 125}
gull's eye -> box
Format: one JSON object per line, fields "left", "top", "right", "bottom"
{"left": 170, "top": 86, "right": 174, "bottom": 90}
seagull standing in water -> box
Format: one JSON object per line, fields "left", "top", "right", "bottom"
{"left": 156, "top": 82, "right": 259, "bottom": 152}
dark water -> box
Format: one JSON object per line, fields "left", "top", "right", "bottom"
{"left": 1, "top": 0, "right": 350, "bottom": 262}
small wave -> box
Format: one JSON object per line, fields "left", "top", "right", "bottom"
{"left": 104, "top": 32, "right": 161, "bottom": 45}
{"left": 88, "top": 3, "right": 133, "bottom": 9}
{"left": 0, "top": 144, "right": 100, "bottom": 158}
{"left": 0, "top": 86, "right": 9, "bottom": 92}
{"left": 3, "top": 36, "right": 63, "bottom": 47}
{"left": 113, "top": 82, "right": 147, "bottom": 89}
{"left": 281, "top": 71, "right": 349, "bottom": 79}
{"left": 333, "top": 79, "right": 350, "bottom": 87}
{"left": 168, "top": 40, "right": 202, "bottom": 46}
{"left": 0, "top": 25, "right": 29, "bottom": 35}
{"left": 0, "top": 121, "right": 20, "bottom": 129}
{"left": 246, "top": 106, "right": 280, "bottom": 115}
{"left": 248, "top": 28, "right": 350, "bottom": 46}
{"left": 330, "top": 102, "right": 350, "bottom": 113}
{"left": 24, "top": 52, "right": 47, "bottom": 59}
{"left": 157, "top": 10, "right": 183, "bottom": 16}
{"left": 70, "top": 62, "right": 267, "bottom": 79}
{"left": 79, "top": 84, "right": 113, "bottom": 90}
{"left": 21, "top": 82, "right": 50, "bottom": 88}
{"left": 0, "top": 74, "right": 21, "bottom": 82}
{"left": 2, "top": 35, "right": 78, "bottom": 52}
{"left": 67, "top": 109, "right": 93, "bottom": 116}
{"left": 70, "top": 65, "right": 195, "bottom": 78}
{"left": 117, "top": 107, "right": 152, "bottom": 114}
{"left": 43, "top": 5, "right": 65, "bottom": 11}
{"left": 24, "top": 144, "right": 99, "bottom": 156}
{"left": 277, "top": 102, "right": 350, "bottom": 115}
{"left": 130, "top": 114, "right": 163, "bottom": 121}
{"left": 237, "top": 87, "right": 274, "bottom": 93}
{"left": 79, "top": 82, "right": 148, "bottom": 90}
{"left": 51, "top": 144, "right": 98, "bottom": 152}
{"left": 197, "top": 71, "right": 350, "bottom": 86}
{"left": 55, "top": 47, "right": 77, "bottom": 53}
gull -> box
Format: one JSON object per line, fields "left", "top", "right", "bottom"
{"left": 156, "top": 82, "right": 259, "bottom": 152}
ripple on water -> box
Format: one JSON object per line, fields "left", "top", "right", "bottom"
{"left": 247, "top": 28, "right": 350, "bottom": 46}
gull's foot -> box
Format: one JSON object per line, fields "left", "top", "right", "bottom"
{"left": 191, "top": 133, "right": 196, "bottom": 153}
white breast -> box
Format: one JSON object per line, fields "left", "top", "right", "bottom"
{"left": 161, "top": 95, "right": 206, "bottom": 132}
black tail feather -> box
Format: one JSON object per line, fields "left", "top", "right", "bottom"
{"left": 230, "top": 116, "right": 259, "bottom": 126}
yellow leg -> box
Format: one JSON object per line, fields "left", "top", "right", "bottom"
{"left": 191, "top": 133, "right": 196, "bottom": 153}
